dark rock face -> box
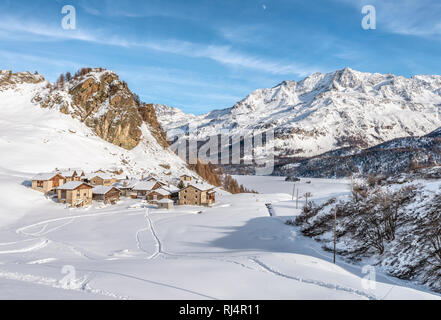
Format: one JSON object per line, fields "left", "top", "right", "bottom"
{"left": 138, "top": 103, "right": 169, "bottom": 149}
{"left": 69, "top": 72, "right": 143, "bottom": 150}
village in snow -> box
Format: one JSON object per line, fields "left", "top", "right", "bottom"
{"left": 30, "top": 169, "right": 216, "bottom": 209}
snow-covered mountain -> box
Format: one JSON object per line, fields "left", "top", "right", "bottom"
{"left": 155, "top": 67, "right": 441, "bottom": 160}
{"left": 0, "top": 69, "right": 193, "bottom": 180}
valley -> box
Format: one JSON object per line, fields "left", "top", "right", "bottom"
{"left": 0, "top": 170, "right": 437, "bottom": 299}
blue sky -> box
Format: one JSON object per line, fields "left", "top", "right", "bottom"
{"left": 0, "top": 0, "right": 440, "bottom": 114}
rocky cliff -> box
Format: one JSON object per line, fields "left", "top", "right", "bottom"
{"left": 0, "top": 70, "right": 45, "bottom": 87}
{"left": 30, "top": 68, "right": 167, "bottom": 151}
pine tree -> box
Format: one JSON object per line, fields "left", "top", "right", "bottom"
{"left": 57, "top": 74, "right": 65, "bottom": 87}
{"left": 177, "top": 180, "right": 185, "bottom": 189}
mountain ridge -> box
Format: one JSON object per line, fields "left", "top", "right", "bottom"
{"left": 155, "top": 67, "right": 441, "bottom": 163}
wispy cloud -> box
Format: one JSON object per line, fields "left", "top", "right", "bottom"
{"left": 218, "top": 24, "right": 266, "bottom": 45}
{"left": 117, "top": 65, "right": 249, "bottom": 91}
{"left": 77, "top": 1, "right": 102, "bottom": 16}
{"left": 0, "top": 17, "right": 322, "bottom": 77}
{"left": 0, "top": 49, "right": 81, "bottom": 68}
{"left": 0, "top": 18, "right": 99, "bottom": 42}
{"left": 139, "top": 40, "right": 320, "bottom": 77}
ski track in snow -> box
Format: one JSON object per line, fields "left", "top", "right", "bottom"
{"left": 58, "top": 266, "right": 218, "bottom": 300}
{"left": 138, "top": 211, "right": 377, "bottom": 299}
{"left": 16, "top": 211, "right": 118, "bottom": 237}
{"left": 9, "top": 207, "right": 218, "bottom": 299}
{"left": 0, "top": 239, "right": 36, "bottom": 247}
{"left": 144, "top": 209, "right": 162, "bottom": 259}
{"left": 0, "top": 268, "right": 129, "bottom": 300}
{"left": 137, "top": 209, "right": 258, "bottom": 271}
{"left": 0, "top": 239, "right": 50, "bottom": 255}
{"left": 249, "top": 258, "right": 377, "bottom": 300}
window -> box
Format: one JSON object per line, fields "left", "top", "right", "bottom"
{"left": 77, "top": 191, "right": 80, "bottom": 197}
{"left": 37, "top": 181, "right": 43, "bottom": 188}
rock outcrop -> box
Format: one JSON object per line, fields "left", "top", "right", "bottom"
{"left": 138, "top": 103, "right": 169, "bottom": 149}
{"left": 0, "top": 70, "right": 45, "bottom": 88}
{"left": 32, "top": 68, "right": 168, "bottom": 151}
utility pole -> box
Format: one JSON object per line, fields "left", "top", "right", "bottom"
{"left": 296, "top": 189, "right": 299, "bottom": 209}
{"left": 292, "top": 183, "right": 295, "bottom": 201}
{"left": 333, "top": 207, "right": 337, "bottom": 264}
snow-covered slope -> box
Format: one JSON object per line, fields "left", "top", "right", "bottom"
{"left": 0, "top": 70, "right": 193, "bottom": 180}
{"left": 155, "top": 68, "right": 441, "bottom": 159}
{"left": 292, "top": 173, "right": 441, "bottom": 293}
{"left": 0, "top": 171, "right": 438, "bottom": 299}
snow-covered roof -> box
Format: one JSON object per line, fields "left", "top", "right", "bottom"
{"left": 132, "top": 181, "right": 157, "bottom": 191}
{"left": 58, "top": 181, "right": 91, "bottom": 190}
{"left": 185, "top": 182, "right": 214, "bottom": 191}
{"left": 92, "top": 185, "right": 119, "bottom": 195}
{"left": 55, "top": 168, "right": 84, "bottom": 176}
{"left": 32, "top": 173, "right": 63, "bottom": 181}
{"left": 86, "top": 172, "right": 113, "bottom": 180}
{"left": 148, "top": 188, "right": 171, "bottom": 196}
{"left": 157, "top": 198, "right": 173, "bottom": 204}
{"left": 57, "top": 170, "right": 77, "bottom": 177}
{"left": 113, "top": 179, "right": 138, "bottom": 189}
{"left": 161, "top": 185, "right": 180, "bottom": 193}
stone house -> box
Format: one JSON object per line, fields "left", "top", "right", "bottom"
{"left": 180, "top": 174, "right": 193, "bottom": 182}
{"left": 57, "top": 181, "right": 93, "bottom": 207}
{"left": 32, "top": 173, "right": 66, "bottom": 194}
{"left": 178, "top": 183, "right": 215, "bottom": 206}
{"left": 86, "top": 173, "right": 116, "bottom": 186}
{"left": 56, "top": 169, "right": 82, "bottom": 182}
{"left": 92, "top": 186, "right": 121, "bottom": 204}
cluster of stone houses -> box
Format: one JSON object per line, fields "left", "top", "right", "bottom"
{"left": 31, "top": 169, "right": 216, "bottom": 209}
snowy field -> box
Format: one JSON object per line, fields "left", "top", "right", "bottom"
{"left": 0, "top": 171, "right": 439, "bottom": 299}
